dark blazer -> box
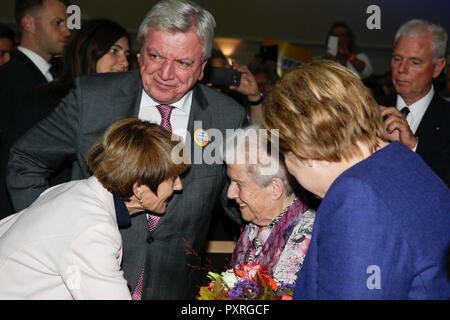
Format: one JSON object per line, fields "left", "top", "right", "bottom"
{"left": 7, "top": 70, "right": 246, "bottom": 299}
{"left": 376, "top": 92, "right": 450, "bottom": 186}
{"left": 0, "top": 50, "right": 48, "bottom": 217}
{"left": 0, "top": 50, "right": 48, "bottom": 138}
{"left": 294, "top": 142, "right": 450, "bottom": 299}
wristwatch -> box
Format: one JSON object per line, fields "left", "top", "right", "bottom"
{"left": 248, "top": 93, "right": 264, "bottom": 106}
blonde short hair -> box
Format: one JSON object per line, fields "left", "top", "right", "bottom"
{"left": 262, "top": 60, "right": 386, "bottom": 162}
{"left": 88, "top": 118, "right": 189, "bottom": 201}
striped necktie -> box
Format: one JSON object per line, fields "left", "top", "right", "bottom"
{"left": 148, "top": 105, "right": 174, "bottom": 230}
{"left": 131, "top": 104, "right": 175, "bottom": 300}
{"left": 156, "top": 104, "right": 175, "bottom": 131}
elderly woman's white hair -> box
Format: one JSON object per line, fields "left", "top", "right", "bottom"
{"left": 394, "top": 19, "right": 448, "bottom": 61}
{"left": 137, "top": 0, "right": 216, "bottom": 61}
{"left": 221, "top": 123, "right": 295, "bottom": 196}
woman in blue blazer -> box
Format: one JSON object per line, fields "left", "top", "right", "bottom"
{"left": 262, "top": 60, "right": 450, "bottom": 299}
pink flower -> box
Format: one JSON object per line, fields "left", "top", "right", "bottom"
{"left": 282, "top": 294, "right": 293, "bottom": 300}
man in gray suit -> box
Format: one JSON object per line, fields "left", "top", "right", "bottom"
{"left": 7, "top": 0, "right": 260, "bottom": 299}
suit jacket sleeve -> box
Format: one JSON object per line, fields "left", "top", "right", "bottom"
{"left": 61, "top": 222, "right": 131, "bottom": 300}
{"left": 6, "top": 79, "right": 82, "bottom": 211}
{"left": 416, "top": 137, "right": 450, "bottom": 186}
{"left": 414, "top": 96, "right": 450, "bottom": 186}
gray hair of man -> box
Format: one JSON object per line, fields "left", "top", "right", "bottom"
{"left": 221, "top": 123, "right": 295, "bottom": 196}
{"left": 137, "top": 0, "right": 216, "bottom": 61}
{"left": 394, "top": 19, "right": 448, "bottom": 62}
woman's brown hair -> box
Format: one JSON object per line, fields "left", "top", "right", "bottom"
{"left": 88, "top": 118, "right": 189, "bottom": 201}
{"left": 47, "top": 19, "right": 132, "bottom": 103}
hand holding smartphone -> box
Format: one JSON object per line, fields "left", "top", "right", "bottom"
{"left": 203, "top": 66, "right": 242, "bottom": 88}
{"left": 327, "top": 36, "right": 338, "bottom": 57}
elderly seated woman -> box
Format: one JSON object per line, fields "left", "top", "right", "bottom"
{"left": 222, "top": 124, "right": 316, "bottom": 284}
{"left": 0, "top": 118, "right": 188, "bottom": 299}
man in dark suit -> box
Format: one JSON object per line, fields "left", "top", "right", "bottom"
{"left": 7, "top": 0, "right": 260, "bottom": 299}
{"left": 0, "top": 0, "right": 70, "bottom": 135}
{"left": 378, "top": 19, "right": 449, "bottom": 186}
{"left": 0, "top": 0, "right": 70, "bottom": 217}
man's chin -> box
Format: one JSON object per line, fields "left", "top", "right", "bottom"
{"left": 145, "top": 89, "right": 179, "bottom": 105}
{"left": 393, "top": 80, "right": 410, "bottom": 91}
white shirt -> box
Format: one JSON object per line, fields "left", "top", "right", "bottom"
{"left": 396, "top": 86, "right": 434, "bottom": 135}
{"left": 345, "top": 52, "right": 373, "bottom": 79}
{"left": 138, "top": 89, "right": 193, "bottom": 143}
{"left": 17, "top": 46, "right": 54, "bottom": 82}
{"left": 138, "top": 89, "right": 193, "bottom": 221}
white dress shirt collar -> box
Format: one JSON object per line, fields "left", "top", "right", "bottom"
{"left": 17, "top": 46, "right": 53, "bottom": 82}
{"left": 138, "top": 88, "right": 193, "bottom": 143}
{"left": 140, "top": 89, "right": 193, "bottom": 113}
{"left": 396, "top": 86, "right": 434, "bottom": 135}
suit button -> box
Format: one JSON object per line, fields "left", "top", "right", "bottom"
{"left": 147, "top": 235, "right": 153, "bottom": 243}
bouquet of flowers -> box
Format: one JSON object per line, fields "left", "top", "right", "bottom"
{"left": 197, "top": 264, "right": 294, "bottom": 300}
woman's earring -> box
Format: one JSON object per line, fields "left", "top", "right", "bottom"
{"left": 139, "top": 197, "right": 143, "bottom": 204}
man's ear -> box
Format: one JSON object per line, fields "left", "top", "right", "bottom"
{"left": 197, "top": 60, "right": 208, "bottom": 81}
{"left": 138, "top": 50, "right": 143, "bottom": 66}
{"left": 21, "top": 15, "right": 35, "bottom": 34}
{"left": 433, "top": 57, "right": 446, "bottom": 78}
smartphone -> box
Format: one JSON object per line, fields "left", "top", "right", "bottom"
{"left": 203, "top": 66, "right": 242, "bottom": 87}
{"left": 327, "top": 36, "right": 338, "bottom": 56}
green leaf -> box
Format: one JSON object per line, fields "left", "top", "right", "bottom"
{"left": 198, "top": 286, "right": 213, "bottom": 300}
{"left": 207, "top": 272, "right": 221, "bottom": 281}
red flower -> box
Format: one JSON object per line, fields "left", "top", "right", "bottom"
{"left": 198, "top": 263, "right": 294, "bottom": 300}
{"left": 234, "top": 264, "right": 262, "bottom": 279}
{"left": 260, "top": 273, "right": 278, "bottom": 291}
